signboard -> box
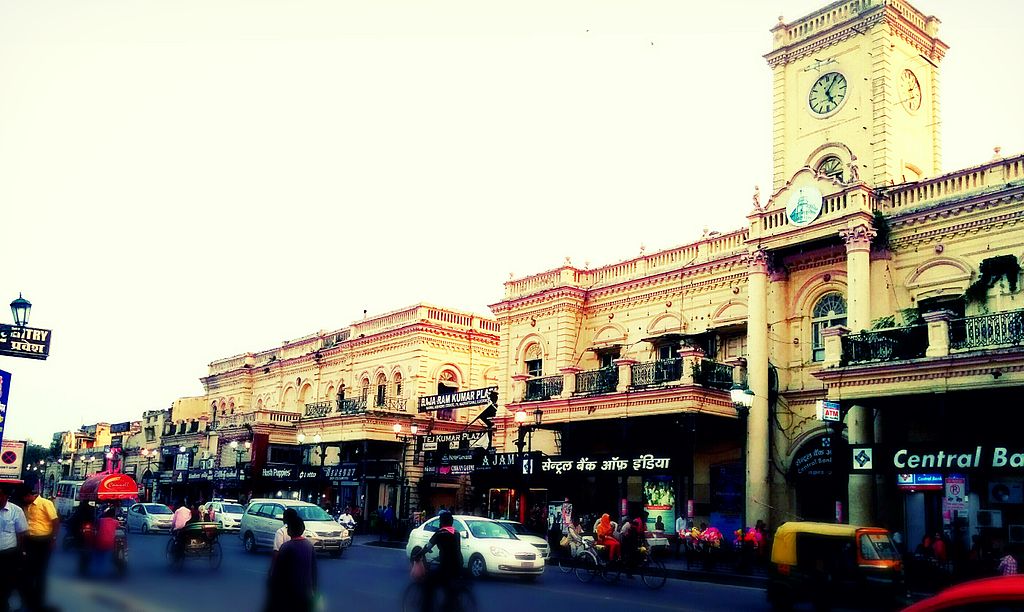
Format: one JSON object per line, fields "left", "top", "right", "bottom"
{"left": 418, "top": 387, "right": 496, "bottom": 412}
{"left": 213, "top": 467, "right": 238, "bottom": 481}
{"left": 298, "top": 467, "right": 321, "bottom": 480}
{"left": 897, "top": 473, "right": 944, "bottom": 490}
{"left": 422, "top": 431, "right": 485, "bottom": 454}
{"left": 110, "top": 436, "right": 123, "bottom": 449}
{"left": 815, "top": 400, "right": 841, "bottom": 423}
{"left": 110, "top": 422, "right": 131, "bottom": 434}
{"left": 944, "top": 475, "right": 968, "bottom": 512}
{"left": 175, "top": 453, "right": 190, "bottom": 471}
{"left": 0, "top": 440, "right": 25, "bottom": 481}
{"left": 851, "top": 445, "right": 1024, "bottom": 473}
{"left": 792, "top": 435, "right": 836, "bottom": 479}
{"left": 187, "top": 468, "right": 211, "bottom": 481}
{"left": 0, "top": 325, "right": 52, "bottom": 361}
{"left": 785, "top": 185, "right": 823, "bottom": 227}
{"left": 643, "top": 476, "right": 675, "bottom": 534}
{"left": 0, "top": 370, "right": 10, "bottom": 447}
{"left": 539, "top": 453, "right": 672, "bottom": 475}
{"left": 364, "top": 460, "right": 400, "bottom": 481}
{"left": 324, "top": 463, "right": 361, "bottom": 482}
{"left": 261, "top": 465, "right": 297, "bottom": 480}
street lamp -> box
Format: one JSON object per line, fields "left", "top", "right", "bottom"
{"left": 10, "top": 293, "right": 31, "bottom": 327}
{"left": 730, "top": 383, "right": 755, "bottom": 534}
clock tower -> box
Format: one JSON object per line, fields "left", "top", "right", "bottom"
{"left": 765, "top": 0, "right": 947, "bottom": 190}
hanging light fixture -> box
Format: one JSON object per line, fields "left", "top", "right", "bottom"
{"left": 9, "top": 294, "right": 31, "bottom": 327}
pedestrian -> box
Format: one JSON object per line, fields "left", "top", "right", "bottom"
{"left": 383, "top": 505, "right": 395, "bottom": 539}
{"left": 92, "top": 506, "right": 118, "bottom": 576}
{"left": 274, "top": 508, "right": 300, "bottom": 558}
{"left": 674, "top": 515, "right": 688, "bottom": 559}
{"left": 265, "top": 514, "right": 318, "bottom": 612}
{"left": 66, "top": 501, "right": 95, "bottom": 576}
{"left": 188, "top": 503, "right": 202, "bottom": 525}
{"left": 998, "top": 548, "right": 1018, "bottom": 576}
{"left": 596, "top": 514, "right": 621, "bottom": 562}
{"left": 0, "top": 484, "right": 28, "bottom": 612}
{"left": 18, "top": 483, "right": 59, "bottom": 612}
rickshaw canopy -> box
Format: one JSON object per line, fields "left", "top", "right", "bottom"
{"left": 77, "top": 472, "right": 139, "bottom": 502}
{"left": 770, "top": 521, "right": 881, "bottom": 566}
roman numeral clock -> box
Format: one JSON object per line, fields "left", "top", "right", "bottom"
{"left": 808, "top": 71, "right": 848, "bottom": 116}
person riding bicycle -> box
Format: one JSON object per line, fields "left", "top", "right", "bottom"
{"left": 412, "top": 510, "right": 463, "bottom": 612}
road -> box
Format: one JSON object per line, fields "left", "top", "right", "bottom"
{"left": 46, "top": 532, "right": 772, "bottom": 612}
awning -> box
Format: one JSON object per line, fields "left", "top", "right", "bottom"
{"left": 639, "top": 333, "right": 686, "bottom": 344}
{"left": 78, "top": 472, "right": 140, "bottom": 501}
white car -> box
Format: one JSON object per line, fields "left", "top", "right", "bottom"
{"left": 126, "top": 503, "right": 174, "bottom": 534}
{"left": 406, "top": 515, "right": 545, "bottom": 579}
{"left": 496, "top": 520, "right": 550, "bottom": 560}
{"left": 240, "top": 499, "right": 351, "bottom": 557}
{"left": 201, "top": 501, "right": 245, "bottom": 532}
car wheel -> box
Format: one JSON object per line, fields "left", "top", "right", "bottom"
{"left": 141, "top": 523, "right": 149, "bottom": 535}
{"left": 468, "top": 554, "right": 487, "bottom": 579}
{"left": 243, "top": 532, "right": 257, "bottom": 554}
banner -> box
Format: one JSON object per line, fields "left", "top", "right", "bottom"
{"left": 0, "top": 370, "right": 9, "bottom": 447}
{"left": 643, "top": 476, "right": 676, "bottom": 534}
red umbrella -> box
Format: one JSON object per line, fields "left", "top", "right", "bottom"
{"left": 77, "top": 472, "right": 139, "bottom": 501}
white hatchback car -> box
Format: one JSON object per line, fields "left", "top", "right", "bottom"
{"left": 201, "top": 501, "right": 245, "bottom": 532}
{"left": 126, "top": 503, "right": 174, "bottom": 534}
{"left": 496, "top": 520, "right": 550, "bottom": 560}
{"left": 406, "top": 515, "right": 545, "bottom": 579}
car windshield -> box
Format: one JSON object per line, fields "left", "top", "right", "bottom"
{"left": 144, "top": 504, "right": 172, "bottom": 515}
{"left": 860, "top": 533, "right": 899, "bottom": 561}
{"left": 468, "top": 520, "right": 515, "bottom": 540}
{"left": 294, "top": 506, "right": 332, "bottom": 521}
{"left": 500, "top": 522, "right": 530, "bottom": 536}
{"left": 221, "top": 504, "right": 244, "bottom": 514}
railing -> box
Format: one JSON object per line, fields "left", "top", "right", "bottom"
{"left": 692, "top": 359, "right": 734, "bottom": 391}
{"left": 337, "top": 397, "right": 368, "bottom": 415}
{"left": 950, "top": 310, "right": 1024, "bottom": 351}
{"left": 371, "top": 395, "right": 409, "bottom": 412}
{"left": 841, "top": 326, "right": 928, "bottom": 365}
{"left": 524, "top": 376, "right": 564, "bottom": 401}
{"left": 630, "top": 358, "right": 683, "bottom": 387}
{"left": 575, "top": 366, "right": 618, "bottom": 395}
{"left": 303, "top": 401, "right": 333, "bottom": 419}
{"left": 216, "top": 410, "right": 299, "bottom": 428}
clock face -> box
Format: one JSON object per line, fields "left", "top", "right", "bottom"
{"left": 900, "top": 69, "right": 921, "bottom": 111}
{"left": 808, "top": 72, "right": 848, "bottom": 116}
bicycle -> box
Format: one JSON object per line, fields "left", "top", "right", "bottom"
{"left": 574, "top": 539, "right": 667, "bottom": 589}
{"left": 402, "top": 557, "right": 479, "bottom": 612}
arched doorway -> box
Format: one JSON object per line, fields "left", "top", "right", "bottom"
{"left": 790, "top": 433, "right": 848, "bottom": 523}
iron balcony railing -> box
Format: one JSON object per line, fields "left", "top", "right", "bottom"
{"left": 303, "top": 401, "right": 333, "bottom": 419}
{"left": 337, "top": 397, "right": 368, "bottom": 415}
{"left": 372, "top": 395, "right": 409, "bottom": 411}
{"left": 630, "top": 358, "right": 683, "bottom": 387}
{"left": 841, "top": 325, "right": 928, "bottom": 365}
{"left": 575, "top": 366, "right": 619, "bottom": 395}
{"left": 950, "top": 309, "right": 1024, "bottom": 351}
{"left": 524, "top": 375, "right": 564, "bottom": 401}
{"left": 692, "top": 359, "right": 734, "bottom": 391}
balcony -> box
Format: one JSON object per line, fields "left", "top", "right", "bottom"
{"left": 841, "top": 326, "right": 928, "bottom": 366}
{"left": 215, "top": 410, "right": 299, "bottom": 429}
{"left": 338, "top": 397, "right": 368, "bottom": 415}
{"left": 370, "top": 395, "right": 409, "bottom": 412}
{"left": 574, "top": 366, "right": 618, "bottom": 395}
{"left": 950, "top": 310, "right": 1024, "bottom": 351}
{"left": 525, "top": 376, "right": 564, "bottom": 401}
{"left": 630, "top": 358, "right": 683, "bottom": 388}
{"left": 692, "top": 359, "right": 734, "bottom": 391}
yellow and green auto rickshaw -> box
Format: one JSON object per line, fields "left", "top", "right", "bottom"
{"left": 767, "top": 521, "right": 903, "bottom": 610}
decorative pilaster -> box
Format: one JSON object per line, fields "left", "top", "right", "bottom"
{"left": 922, "top": 310, "right": 953, "bottom": 358}
{"left": 821, "top": 325, "right": 850, "bottom": 369}
{"left": 558, "top": 367, "right": 582, "bottom": 399}
{"left": 746, "top": 247, "right": 770, "bottom": 529}
{"left": 613, "top": 359, "right": 638, "bottom": 393}
{"left": 840, "top": 223, "right": 876, "bottom": 333}
{"left": 510, "top": 374, "right": 529, "bottom": 403}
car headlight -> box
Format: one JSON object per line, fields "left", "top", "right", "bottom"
{"left": 489, "top": 546, "right": 510, "bottom": 557}
{"left": 339, "top": 527, "right": 349, "bottom": 538}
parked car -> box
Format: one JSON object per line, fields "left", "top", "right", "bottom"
{"left": 496, "top": 520, "right": 550, "bottom": 560}
{"left": 240, "top": 499, "right": 351, "bottom": 557}
{"left": 200, "top": 501, "right": 245, "bottom": 532}
{"left": 902, "top": 575, "right": 1024, "bottom": 611}
{"left": 406, "top": 514, "right": 545, "bottom": 579}
{"left": 126, "top": 503, "right": 174, "bottom": 534}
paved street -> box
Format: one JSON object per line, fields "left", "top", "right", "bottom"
{"left": 45, "top": 533, "right": 771, "bottom": 612}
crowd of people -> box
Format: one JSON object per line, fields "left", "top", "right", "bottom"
{"left": 0, "top": 482, "right": 61, "bottom": 612}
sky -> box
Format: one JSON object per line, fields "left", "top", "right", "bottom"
{"left": 1, "top": 0, "right": 1022, "bottom": 445}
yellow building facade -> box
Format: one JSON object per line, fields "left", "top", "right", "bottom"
{"left": 486, "top": 0, "right": 1024, "bottom": 548}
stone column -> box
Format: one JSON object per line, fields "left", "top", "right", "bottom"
{"left": 746, "top": 248, "right": 770, "bottom": 529}
{"left": 922, "top": 310, "right": 953, "bottom": 357}
{"left": 613, "top": 359, "right": 638, "bottom": 393}
{"left": 510, "top": 374, "right": 529, "bottom": 403}
{"left": 822, "top": 325, "right": 851, "bottom": 369}
{"left": 841, "top": 222, "right": 876, "bottom": 526}
{"left": 559, "top": 367, "right": 581, "bottom": 399}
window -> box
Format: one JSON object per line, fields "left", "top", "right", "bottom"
{"left": 376, "top": 374, "right": 387, "bottom": 407}
{"left": 394, "top": 373, "right": 403, "bottom": 397}
{"left": 269, "top": 505, "right": 284, "bottom": 520}
{"left": 812, "top": 292, "right": 847, "bottom": 361}
{"left": 598, "top": 349, "right": 620, "bottom": 369}
{"left": 422, "top": 518, "right": 440, "bottom": 533}
{"left": 360, "top": 379, "right": 370, "bottom": 402}
{"left": 657, "top": 344, "right": 679, "bottom": 361}
{"left": 525, "top": 359, "right": 543, "bottom": 378}
{"left": 817, "top": 155, "right": 844, "bottom": 181}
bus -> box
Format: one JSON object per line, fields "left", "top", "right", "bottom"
{"left": 55, "top": 480, "right": 85, "bottom": 519}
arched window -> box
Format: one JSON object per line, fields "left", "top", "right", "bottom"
{"left": 817, "top": 156, "right": 844, "bottom": 182}
{"left": 360, "top": 378, "right": 370, "bottom": 402}
{"left": 812, "top": 292, "right": 847, "bottom": 361}
{"left": 437, "top": 370, "right": 459, "bottom": 421}
{"left": 376, "top": 373, "right": 388, "bottom": 407}
{"left": 393, "top": 372, "right": 403, "bottom": 397}
{"left": 524, "top": 343, "right": 543, "bottom": 377}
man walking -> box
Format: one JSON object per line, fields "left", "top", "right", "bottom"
{"left": 19, "top": 483, "right": 59, "bottom": 612}
{"left": 0, "top": 484, "right": 28, "bottom": 612}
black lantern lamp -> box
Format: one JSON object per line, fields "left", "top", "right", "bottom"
{"left": 10, "top": 293, "right": 31, "bottom": 327}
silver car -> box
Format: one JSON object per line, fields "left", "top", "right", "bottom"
{"left": 126, "top": 503, "right": 174, "bottom": 534}
{"left": 240, "top": 499, "right": 351, "bottom": 557}
{"left": 201, "top": 501, "right": 245, "bottom": 532}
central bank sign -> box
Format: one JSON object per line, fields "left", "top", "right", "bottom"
{"left": 852, "top": 445, "right": 1024, "bottom": 473}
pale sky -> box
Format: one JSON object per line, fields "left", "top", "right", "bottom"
{"left": 1, "top": 0, "right": 1021, "bottom": 445}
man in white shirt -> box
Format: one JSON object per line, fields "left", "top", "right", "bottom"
{"left": 273, "top": 508, "right": 299, "bottom": 558}
{"left": 0, "top": 484, "right": 29, "bottom": 612}
{"left": 674, "top": 516, "right": 689, "bottom": 559}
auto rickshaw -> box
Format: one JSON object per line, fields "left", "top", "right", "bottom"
{"left": 766, "top": 521, "right": 904, "bottom": 611}
{"left": 74, "top": 472, "right": 139, "bottom": 576}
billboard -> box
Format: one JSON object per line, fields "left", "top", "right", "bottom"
{"left": 643, "top": 476, "right": 676, "bottom": 534}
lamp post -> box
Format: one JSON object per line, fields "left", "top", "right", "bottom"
{"left": 140, "top": 448, "right": 157, "bottom": 501}
{"left": 730, "top": 383, "right": 755, "bottom": 535}
{"left": 393, "top": 423, "right": 418, "bottom": 526}
{"left": 10, "top": 293, "right": 31, "bottom": 327}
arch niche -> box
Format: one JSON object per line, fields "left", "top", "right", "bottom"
{"left": 788, "top": 430, "right": 848, "bottom": 523}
